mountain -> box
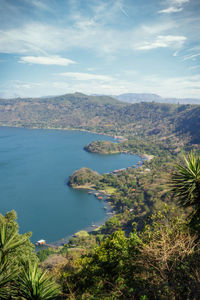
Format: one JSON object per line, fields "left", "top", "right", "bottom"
{"left": 114, "top": 93, "right": 162, "bottom": 103}
{"left": 113, "top": 93, "right": 200, "bottom": 105}
{"left": 0, "top": 92, "right": 200, "bottom": 144}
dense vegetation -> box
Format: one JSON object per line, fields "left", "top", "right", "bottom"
{"left": 1, "top": 92, "right": 200, "bottom": 298}
{"left": 68, "top": 167, "right": 102, "bottom": 189}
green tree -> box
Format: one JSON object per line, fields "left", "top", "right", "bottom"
{"left": 170, "top": 152, "right": 200, "bottom": 230}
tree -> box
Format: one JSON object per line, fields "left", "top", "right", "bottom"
{"left": 170, "top": 152, "right": 200, "bottom": 230}
{"left": 139, "top": 208, "right": 200, "bottom": 299}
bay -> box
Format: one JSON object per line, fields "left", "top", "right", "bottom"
{"left": 0, "top": 127, "right": 141, "bottom": 243}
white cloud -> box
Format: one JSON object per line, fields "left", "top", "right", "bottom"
{"left": 159, "top": 7, "right": 183, "bottom": 14}
{"left": 136, "top": 35, "right": 186, "bottom": 50}
{"left": 58, "top": 72, "right": 113, "bottom": 81}
{"left": 159, "top": 0, "right": 189, "bottom": 14}
{"left": 170, "top": 0, "right": 189, "bottom": 4}
{"left": 18, "top": 56, "right": 76, "bottom": 66}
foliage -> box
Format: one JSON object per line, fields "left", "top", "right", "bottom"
{"left": 0, "top": 211, "right": 61, "bottom": 299}
{"left": 171, "top": 152, "right": 200, "bottom": 231}
{"left": 17, "top": 262, "right": 61, "bottom": 300}
{"left": 139, "top": 208, "right": 200, "bottom": 298}
{"left": 37, "top": 248, "right": 56, "bottom": 262}
{"left": 60, "top": 209, "right": 200, "bottom": 299}
{"left": 68, "top": 167, "right": 102, "bottom": 188}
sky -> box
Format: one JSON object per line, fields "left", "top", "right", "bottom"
{"left": 0, "top": 0, "right": 200, "bottom": 98}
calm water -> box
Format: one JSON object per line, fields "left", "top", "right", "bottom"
{"left": 0, "top": 127, "right": 141, "bottom": 243}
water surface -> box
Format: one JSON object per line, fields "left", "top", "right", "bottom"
{"left": 0, "top": 127, "right": 141, "bottom": 243}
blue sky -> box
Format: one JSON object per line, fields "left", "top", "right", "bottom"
{"left": 0, "top": 0, "right": 200, "bottom": 98}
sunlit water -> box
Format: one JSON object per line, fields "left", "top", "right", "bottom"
{"left": 0, "top": 127, "right": 141, "bottom": 243}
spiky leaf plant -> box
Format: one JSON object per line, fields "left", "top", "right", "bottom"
{"left": 171, "top": 152, "right": 200, "bottom": 229}
{"left": 18, "top": 262, "right": 61, "bottom": 300}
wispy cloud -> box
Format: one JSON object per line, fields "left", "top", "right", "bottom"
{"left": 173, "top": 50, "right": 179, "bottom": 56}
{"left": 159, "top": 7, "right": 183, "bottom": 13}
{"left": 183, "top": 53, "right": 200, "bottom": 61}
{"left": 159, "top": 0, "right": 190, "bottom": 14}
{"left": 136, "top": 35, "right": 186, "bottom": 50}
{"left": 19, "top": 56, "right": 76, "bottom": 66}
{"left": 141, "top": 73, "right": 200, "bottom": 98}
{"left": 29, "top": 0, "right": 50, "bottom": 10}
{"left": 0, "top": 2, "right": 183, "bottom": 57}
{"left": 189, "top": 65, "right": 200, "bottom": 70}
{"left": 171, "top": 0, "right": 189, "bottom": 4}
{"left": 58, "top": 72, "right": 113, "bottom": 81}
{"left": 117, "top": 2, "right": 129, "bottom": 17}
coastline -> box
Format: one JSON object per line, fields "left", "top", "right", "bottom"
{"left": 49, "top": 187, "right": 115, "bottom": 247}
{"left": 0, "top": 124, "right": 115, "bottom": 139}
{"left": 48, "top": 151, "right": 153, "bottom": 247}
{"left": 1, "top": 125, "right": 153, "bottom": 249}
{"left": 50, "top": 199, "right": 113, "bottom": 247}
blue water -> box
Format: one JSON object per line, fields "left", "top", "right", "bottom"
{"left": 0, "top": 127, "right": 141, "bottom": 243}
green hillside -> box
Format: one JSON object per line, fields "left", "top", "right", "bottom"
{"left": 0, "top": 93, "right": 199, "bottom": 144}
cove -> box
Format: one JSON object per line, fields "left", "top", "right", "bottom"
{"left": 0, "top": 127, "right": 141, "bottom": 243}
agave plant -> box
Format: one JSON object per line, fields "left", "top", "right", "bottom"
{"left": 0, "top": 223, "right": 28, "bottom": 264}
{"left": 0, "top": 222, "right": 30, "bottom": 299}
{"left": 0, "top": 260, "right": 17, "bottom": 299}
{"left": 171, "top": 152, "right": 200, "bottom": 228}
{"left": 18, "top": 262, "right": 61, "bottom": 300}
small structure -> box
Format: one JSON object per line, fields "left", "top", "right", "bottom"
{"left": 35, "top": 239, "right": 46, "bottom": 246}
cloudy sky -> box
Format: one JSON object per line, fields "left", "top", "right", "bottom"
{"left": 0, "top": 0, "right": 200, "bottom": 98}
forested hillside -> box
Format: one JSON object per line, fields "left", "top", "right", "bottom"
{"left": 0, "top": 93, "right": 200, "bottom": 144}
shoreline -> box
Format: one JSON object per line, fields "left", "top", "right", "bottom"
{"left": 1, "top": 125, "right": 153, "bottom": 248}
{"left": 50, "top": 198, "right": 114, "bottom": 247}
{"left": 49, "top": 188, "right": 115, "bottom": 247}
{"left": 0, "top": 124, "right": 115, "bottom": 139}
{"left": 47, "top": 152, "right": 153, "bottom": 248}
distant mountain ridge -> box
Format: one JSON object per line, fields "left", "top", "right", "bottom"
{"left": 91, "top": 92, "right": 200, "bottom": 104}
{"left": 112, "top": 93, "right": 200, "bottom": 105}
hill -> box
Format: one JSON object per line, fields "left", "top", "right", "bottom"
{"left": 0, "top": 92, "right": 200, "bottom": 144}
{"left": 68, "top": 167, "right": 102, "bottom": 189}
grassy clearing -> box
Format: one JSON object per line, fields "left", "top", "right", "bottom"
{"left": 103, "top": 186, "right": 117, "bottom": 194}
{"left": 74, "top": 230, "right": 90, "bottom": 238}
